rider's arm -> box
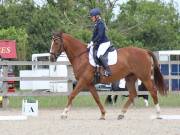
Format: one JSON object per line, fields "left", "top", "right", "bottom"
{"left": 92, "top": 22, "right": 105, "bottom": 45}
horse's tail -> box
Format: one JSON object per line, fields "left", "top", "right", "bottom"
{"left": 148, "top": 51, "right": 167, "bottom": 96}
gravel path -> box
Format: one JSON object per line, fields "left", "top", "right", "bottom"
{"left": 0, "top": 107, "right": 180, "bottom": 135}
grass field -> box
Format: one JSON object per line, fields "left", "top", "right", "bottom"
{"left": 7, "top": 92, "right": 180, "bottom": 108}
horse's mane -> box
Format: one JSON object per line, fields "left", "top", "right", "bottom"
{"left": 63, "top": 33, "right": 87, "bottom": 47}
{"left": 52, "top": 31, "right": 87, "bottom": 47}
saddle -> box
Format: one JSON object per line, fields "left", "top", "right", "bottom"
{"left": 93, "top": 46, "right": 116, "bottom": 66}
{"left": 89, "top": 45, "right": 117, "bottom": 67}
{"left": 89, "top": 46, "right": 117, "bottom": 84}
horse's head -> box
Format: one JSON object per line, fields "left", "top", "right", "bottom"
{"left": 50, "top": 32, "right": 64, "bottom": 62}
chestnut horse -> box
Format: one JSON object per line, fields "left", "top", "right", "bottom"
{"left": 50, "top": 32, "right": 167, "bottom": 120}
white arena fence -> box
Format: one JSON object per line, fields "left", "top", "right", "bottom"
{"left": 0, "top": 60, "right": 155, "bottom": 108}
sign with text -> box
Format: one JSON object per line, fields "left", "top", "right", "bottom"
{"left": 0, "top": 40, "right": 17, "bottom": 59}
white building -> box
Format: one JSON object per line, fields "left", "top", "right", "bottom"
{"left": 155, "top": 50, "right": 180, "bottom": 91}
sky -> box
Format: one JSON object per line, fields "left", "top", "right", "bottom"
{"left": 34, "top": 0, "right": 180, "bottom": 13}
{"left": 113, "top": 0, "right": 180, "bottom": 15}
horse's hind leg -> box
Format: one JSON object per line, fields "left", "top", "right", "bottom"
{"left": 118, "top": 75, "right": 137, "bottom": 120}
{"left": 143, "top": 79, "right": 160, "bottom": 117}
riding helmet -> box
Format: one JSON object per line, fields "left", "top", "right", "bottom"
{"left": 90, "top": 8, "right": 101, "bottom": 17}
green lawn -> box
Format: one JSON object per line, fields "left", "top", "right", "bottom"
{"left": 7, "top": 92, "right": 180, "bottom": 108}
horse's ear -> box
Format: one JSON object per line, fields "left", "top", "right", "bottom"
{"left": 52, "top": 31, "right": 62, "bottom": 37}
{"left": 59, "top": 31, "right": 64, "bottom": 36}
{"left": 59, "top": 28, "right": 66, "bottom": 33}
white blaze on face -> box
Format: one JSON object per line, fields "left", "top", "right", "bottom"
{"left": 50, "top": 40, "right": 54, "bottom": 53}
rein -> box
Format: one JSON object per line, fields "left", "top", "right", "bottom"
{"left": 71, "top": 49, "right": 88, "bottom": 59}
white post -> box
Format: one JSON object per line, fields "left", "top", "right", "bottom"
{"left": 67, "top": 65, "right": 73, "bottom": 93}
{"left": 2, "top": 62, "right": 9, "bottom": 109}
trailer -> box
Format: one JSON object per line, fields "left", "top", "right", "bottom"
{"left": 20, "top": 53, "right": 70, "bottom": 92}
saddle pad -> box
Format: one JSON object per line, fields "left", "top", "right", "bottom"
{"left": 89, "top": 46, "right": 117, "bottom": 67}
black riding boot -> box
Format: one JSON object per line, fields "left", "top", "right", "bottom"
{"left": 99, "top": 55, "right": 112, "bottom": 76}
{"left": 93, "top": 45, "right": 101, "bottom": 65}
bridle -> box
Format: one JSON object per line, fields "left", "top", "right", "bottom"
{"left": 50, "top": 35, "right": 64, "bottom": 60}
{"left": 50, "top": 33, "right": 88, "bottom": 60}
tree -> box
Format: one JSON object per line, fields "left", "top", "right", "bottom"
{"left": 113, "top": 0, "right": 180, "bottom": 50}
{"left": 0, "top": 0, "right": 36, "bottom": 29}
{"left": 1, "top": 0, "right": 180, "bottom": 59}
{"left": 26, "top": 5, "right": 63, "bottom": 54}
{"left": 0, "top": 27, "right": 29, "bottom": 60}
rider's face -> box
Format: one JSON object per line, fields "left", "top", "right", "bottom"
{"left": 90, "top": 16, "right": 96, "bottom": 22}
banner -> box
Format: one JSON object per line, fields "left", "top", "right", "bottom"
{"left": 0, "top": 40, "right": 17, "bottom": 59}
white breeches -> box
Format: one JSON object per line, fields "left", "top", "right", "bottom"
{"left": 97, "top": 41, "right": 111, "bottom": 58}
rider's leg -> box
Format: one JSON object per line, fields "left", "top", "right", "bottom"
{"left": 93, "top": 46, "right": 100, "bottom": 65}
{"left": 96, "top": 42, "right": 112, "bottom": 76}
{"left": 99, "top": 55, "right": 112, "bottom": 76}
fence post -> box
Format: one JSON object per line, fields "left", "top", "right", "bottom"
{"left": 2, "top": 62, "right": 9, "bottom": 109}
{"left": 67, "top": 65, "right": 73, "bottom": 93}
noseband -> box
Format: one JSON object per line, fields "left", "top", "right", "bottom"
{"left": 50, "top": 35, "right": 64, "bottom": 59}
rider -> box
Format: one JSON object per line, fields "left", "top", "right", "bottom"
{"left": 88, "top": 8, "right": 112, "bottom": 76}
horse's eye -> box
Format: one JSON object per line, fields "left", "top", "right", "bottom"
{"left": 54, "top": 40, "right": 59, "bottom": 44}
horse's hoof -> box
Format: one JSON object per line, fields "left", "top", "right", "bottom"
{"left": 117, "top": 114, "right": 124, "bottom": 120}
{"left": 99, "top": 117, "right": 105, "bottom": 120}
{"left": 156, "top": 117, "right": 162, "bottom": 120}
{"left": 156, "top": 112, "right": 162, "bottom": 119}
{"left": 61, "top": 114, "right": 67, "bottom": 119}
{"left": 156, "top": 116, "right": 162, "bottom": 120}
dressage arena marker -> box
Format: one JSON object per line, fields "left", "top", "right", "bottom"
{"left": 0, "top": 115, "right": 27, "bottom": 121}
{"left": 22, "top": 99, "right": 38, "bottom": 116}
{"left": 151, "top": 115, "right": 180, "bottom": 120}
{"left": 0, "top": 99, "right": 38, "bottom": 121}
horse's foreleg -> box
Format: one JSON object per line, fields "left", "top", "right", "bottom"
{"left": 61, "top": 79, "right": 85, "bottom": 119}
{"left": 118, "top": 76, "right": 137, "bottom": 120}
{"left": 88, "top": 84, "right": 106, "bottom": 120}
